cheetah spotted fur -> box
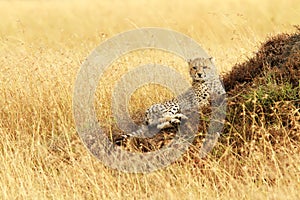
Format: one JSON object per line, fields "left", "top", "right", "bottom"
{"left": 118, "top": 57, "right": 224, "bottom": 140}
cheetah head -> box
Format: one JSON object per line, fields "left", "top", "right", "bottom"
{"left": 188, "top": 57, "right": 214, "bottom": 82}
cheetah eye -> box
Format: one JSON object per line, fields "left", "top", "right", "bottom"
{"left": 192, "top": 66, "right": 197, "bottom": 70}
{"left": 203, "top": 66, "right": 208, "bottom": 69}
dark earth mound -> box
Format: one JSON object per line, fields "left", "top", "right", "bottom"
{"left": 220, "top": 29, "right": 300, "bottom": 153}
{"left": 223, "top": 28, "right": 300, "bottom": 93}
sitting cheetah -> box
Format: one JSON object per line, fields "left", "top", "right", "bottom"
{"left": 118, "top": 57, "right": 224, "bottom": 140}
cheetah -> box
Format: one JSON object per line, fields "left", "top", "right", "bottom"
{"left": 117, "top": 57, "right": 225, "bottom": 140}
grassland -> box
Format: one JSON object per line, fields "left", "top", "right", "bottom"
{"left": 0, "top": 0, "right": 300, "bottom": 199}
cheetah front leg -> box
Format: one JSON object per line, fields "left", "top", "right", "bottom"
{"left": 157, "top": 113, "right": 188, "bottom": 129}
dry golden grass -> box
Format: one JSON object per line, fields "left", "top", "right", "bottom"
{"left": 0, "top": 0, "right": 300, "bottom": 199}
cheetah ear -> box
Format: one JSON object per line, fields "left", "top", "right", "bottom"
{"left": 208, "top": 57, "right": 215, "bottom": 63}
{"left": 187, "top": 58, "right": 192, "bottom": 65}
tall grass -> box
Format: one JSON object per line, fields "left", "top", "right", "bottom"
{"left": 0, "top": 0, "right": 299, "bottom": 199}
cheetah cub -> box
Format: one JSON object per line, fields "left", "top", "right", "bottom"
{"left": 120, "top": 57, "right": 222, "bottom": 139}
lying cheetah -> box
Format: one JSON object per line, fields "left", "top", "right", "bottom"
{"left": 118, "top": 57, "right": 224, "bottom": 140}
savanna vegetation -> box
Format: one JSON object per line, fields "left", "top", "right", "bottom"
{"left": 0, "top": 0, "right": 299, "bottom": 199}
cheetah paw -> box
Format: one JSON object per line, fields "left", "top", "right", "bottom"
{"left": 157, "top": 121, "right": 174, "bottom": 129}
{"left": 170, "top": 118, "right": 181, "bottom": 125}
{"left": 173, "top": 113, "right": 188, "bottom": 121}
